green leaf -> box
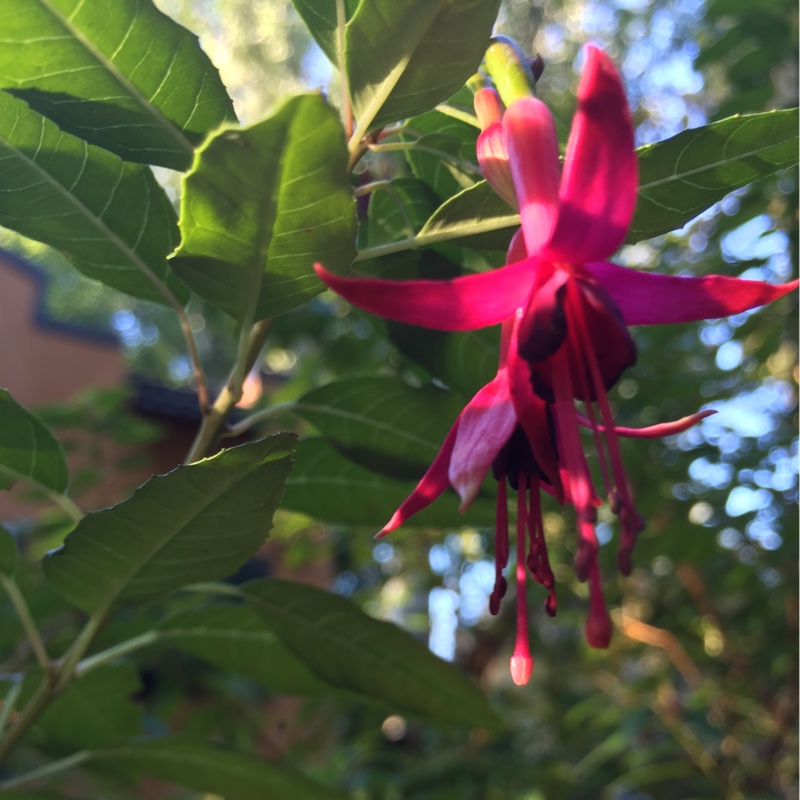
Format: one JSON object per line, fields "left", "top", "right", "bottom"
{"left": 417, "top": 180, "right": 517, "bottom": 251}
{"left": 628, "top": 108, "right": 799, "bottom": 241}
{"left": 402, "top": 109, "right": 480, "bottom": 200}
{"left": 0, "top": 526, "right": 18, "bottom": 576}
{"left": 42, "top": 434, "right": 296, "bottom": 614}
{"left": 87, "top": 739, "right": 349, "bottom": 800}
{"left": 0, "top": 0, "right": 235, "bottom": 171}
{"left": 290, "top": 0, "right": 361, "bottom": 63}
{"left": 0, "top": 92, "right": 185, "bottom": 304}
{"left": 347, "top": 0, "right": 501, "bottom": 132}
{"left": 387, "top": 323, "right": 499, "bottom": 397}
{"left": 171, "top": 93, "right": 356, "bottom": 322}
{"left": 282, "top": 438, "right": 496, "bottom": 528}
{"left": 244, "top": 579, "right": 503, "bottom": 730}
{"left": 364, "top": 177, "right": 440, "bottom": 248}
{"left": 14, "top": 665, "right": 142, "bottom": 752}
{"left": 159, "top": 604, "right": 325, "bottom": 695}
{"left": 409, "top": 109, "right": 800, "bottom": 248}
{"left": 294, "top": 377, "right": 463, "bottom": 481}
{"left": 0, "top": 389, "right": 68, "bottom": 494}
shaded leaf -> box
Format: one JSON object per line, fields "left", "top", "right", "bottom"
{"left": 294, "top": 376, "right": 463, "bottom": 480}
{"left": 0, "top": 390, "right": 68, "bottom": 494}
{"left": 172, "top": 93, "right": 356, "bottom": 321}
{"left": 347, "top": 0, "right": 501, "bottom": 132}
{"left": 244, "top": 579, "right": 504, "bottom": 731}
{"left": 0, "top": 92, "right": 185, "bottom": 304}
{"left": 0, "top": 0, "right": 235, "bottom": 170}
{"left": 159, "top": 604, "right": 325, "bottom": 695}
{"left": 42, "top": 435, "right": 295, "bottom": 614}
{"left": 282, "top": 438, "right": 496, "bottom": 529}
{"left": 387, "top": 323, "right": 499, "bottom": 397}
{"left": 87, "top": 739, "right": 348, "bottom": 800}
{"left": 13, "top": 665, "right": 142, "bottom": 753}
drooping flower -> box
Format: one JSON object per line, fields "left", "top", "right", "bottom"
{"left": 315, "top": 45, "right": 798, "bottom": 681}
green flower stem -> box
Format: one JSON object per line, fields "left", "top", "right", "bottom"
{"left": 0, "top": 750, "right": 89, "bottom": 790}
{"left": 0, "top": 466, "right": 83, "bottom": 524}
{"left": 224, "top": 401, "right": 297, "bottom": 440}
{"left": 184, "top": 319, "right": 273, "bottom": 464}
{"left": 0, "top": 575, "right": 51, "bottom": 673}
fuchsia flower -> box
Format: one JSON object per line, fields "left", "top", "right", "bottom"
{"left": 315, "top": 46, "right": 798, "bottom": 684}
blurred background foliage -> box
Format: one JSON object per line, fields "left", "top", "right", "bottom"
{"left": 1, "top": 0, "right": 796, "bottom": 798}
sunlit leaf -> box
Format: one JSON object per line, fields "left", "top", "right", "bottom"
{"left": 171, "top": 93, "right": 356, "bottom": 321}
{"left": 290, "top": 0, "right": 360, "bottom": 63}
{"left": 282, "top": 438, "right": 495, "bottom": 528}
{"left": 159, "top": 604, "right": 325, "bottom": 695}
{"left": 347, "top": 0, "right": 501, "bottom": 132}
{"left": 0, "top": 389, "right": 68, "bottom": 494}
{"left": 629, "top": 108, "right": 799, "bottom": 241}
{"left": 86, "top": 739, "right": 349, "bottom": 800}
{"left": 42, "top": 435, "right": 295, "bottom": 614}
{"left": 0, "top": 92, "right": 185, "bottom": 304}
{"left": 0, "top": 0, "right": 235, "bottom": 170}
{"left": 244, "top": 579, "right": 504, "bottom": 731}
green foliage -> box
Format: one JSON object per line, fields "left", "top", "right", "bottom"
{"left": 0, "top": 92, "right": 184, "bottom": 304}
{"left": 158, "top": 604, "right": 325, "bottom": 695}
{"left": 0, "top": 390, "right": 68, "bottom": 494}
{"left": 630, "top": 108, "right": 799, "bottom": 240}
{"left": 282, "top": 437, "right": 496, "bottom": 528}
{"left": 18, "top": 665, "right": 142, "bottom": 752}
{"left": 86, "top": 739, "right": 349, "bottom": 800}
{"left": 294, "top": 376, "right": 464, "bottom": 479}
{"left": 173, "top": 93, "right": 356, "bottom": 321}
{"left": 42, "top": 435, "right": 295, "bottom": 613}
{"left": 244, "top": 578, "right": 504, "bottom": 731}
{"left": 0, "top": 0, "right": 235, "bottom": 170}
{"left": 346, "top": 0, "right": 502, "bottom": 132}
{"left": 290, "top": 0, "right": 361, "bottom": 63}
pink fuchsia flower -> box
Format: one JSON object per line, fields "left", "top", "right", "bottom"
{"left": 366, "top": 308, "right": 713, "bottom": 685}
{"left": 314, "top": 45, "right": 798, "bottom": 681}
